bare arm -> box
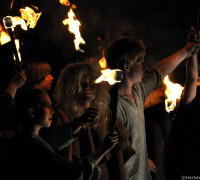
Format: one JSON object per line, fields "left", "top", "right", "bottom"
{"left": 153, "top": 41, "right": 198, "bottom": 80}
{"left": 182, "top": 54, "right": 198, "bottom": 104}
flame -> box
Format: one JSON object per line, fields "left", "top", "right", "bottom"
{"left": 163, "top": 75, "right": 184, "bottom": 113}
{"left": 0, "top": 25, "right": 11, "bottom": 45}
{"left": 62, "top": 4, "right": 85, "bottom": 52}
{"left": 95, "top": 57, "right": 123, "bottom": 85}
{"left": 60, "top": 0, "right": 71, "bottom": 6}
{"left": 99, "top": 57, "right": 107, "bottom": 69}
{"left": 13, "top": 39, "right": 21, "bottom": 62}
{"left": 19, "top": 6, "right": 42, "bottom": 29}
{"left": 95, "top": 69, "right": 122, "bottom": 85}
{"left": 10, "top": 0, "right": 14, "bottom": 9}
{"left": 3, "top": 16, "right": 27, "bottom": 30}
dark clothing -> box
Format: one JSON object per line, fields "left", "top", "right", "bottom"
{"left": 2, "top": 132, "right": 96, "bottom": 180}
{"left": 169, "top": 95, "right": 200, "bottom": 179}
{"left": 0, "top": 92, "right": 14, "bottom": 123}
{"left": 41, "top": 107, "right": 134, "bottom": 180}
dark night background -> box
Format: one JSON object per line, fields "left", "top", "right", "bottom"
{"left": 0, "top": 0, "right": 199, "bottom": 90}
{"left": 0, "top": 1, "right": 200, "bottom": 179}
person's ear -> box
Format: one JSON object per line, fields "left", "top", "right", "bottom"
{"left": 124, "top": 63, "right": 130, "bottom": 72}
{"left": 28, "top": 107, "right": 35, "bottom": 118}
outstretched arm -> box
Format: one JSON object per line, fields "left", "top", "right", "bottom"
{"left": 153, "top": 27, "right": 199, "bottom": 79}
{"left": 153, "top": 41, "right": 198, "bottom": 80}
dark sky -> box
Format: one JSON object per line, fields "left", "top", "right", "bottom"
{"left": 0, "top": 0, "right": 199, "bottom": 87}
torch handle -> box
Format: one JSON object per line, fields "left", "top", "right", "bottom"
{"left": 110, "top": 83, "right": 119, "bottom": 131}
{"left": 196, "top": 6, "right": 200, "bottom": 32}
{"left": 8, "top": 28, "right": 22, "bottom": 72}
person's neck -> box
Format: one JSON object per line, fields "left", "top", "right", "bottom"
{"left": 118, "top": 77, "right": 136, "bottom": 103}
{"left": 31, "top": 125, "right": 41, "bottom": 136}
{"left": 118, "top": 78, "right": 134, "bottom": 97}
{"left": 22, "top": 124, "right": 41, "bottom": 136}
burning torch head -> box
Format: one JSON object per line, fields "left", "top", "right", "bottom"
{"left": 3, "top": 16, "right": 13, "bottom": 29}
{"left": 95, "top": 69, "right": 123, "bottom": 85}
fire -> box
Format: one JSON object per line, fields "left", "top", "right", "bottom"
{"left": 10, "top": 0, "right": 14, "bottom": 9}
{"left": 3, "top": 16, "right": 27, "bottom": 31}
{"left": 95, "top": 69, "right": 122, "bottom": 85}
{"left": 163, "top": 75, "right": 184, "bottom": 113}
{"left": 95, "top": 57, "right": 123, "bottom": 85}
{"left": 13, "top": 39, "right": 21, "bottom": 62}
{"left": 99, "top": 57, "right": 107, "bottom": 69}
{"left": 19, "top": 6, "right": 42, "bottom": 29}
{"left": 62, "top": 4, "right": 85, "bottom": 52}
{"left": 60, "top": 0, "right": 70, "bottom": 7}
{"left": 0, "top": 25, "right": 11, "bottom": 45}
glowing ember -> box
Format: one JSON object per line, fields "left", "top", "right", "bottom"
{"left": 10, "top": 0, "right": 14, "bottom": 9}
{"left": 0, "top": 25, "right": 11, "bottom": 45}
{"left": 197, "top": 77, "right": 200, "bottom": 86}
{"left": 60, "top": 0, "right": 71, "bottom": 7}
{"left": 13, "top": 39, "right": 21, "bottom": 62}
{"left": 19, "top": 6, "right": 42, "bottom": 29}
{"left": 62, "top": 4, "right": 85, "bottom": 52}
{"left": 163, "top": 75, "right": 184, "bottom": 113}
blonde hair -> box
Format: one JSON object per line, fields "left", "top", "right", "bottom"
{"left": 105, "top": 38, "right": 146, "bottom": 69}
{"left": 54, "top": 59, "right": 110, "bottom": 127}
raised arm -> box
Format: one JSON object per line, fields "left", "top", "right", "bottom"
{"left": 153, "top": 28, "right": 199, "bottom": 80}
{"left": 5, "top": 70, "right": 26, "bottom": 98}
{"left": 182, "top": 54, "right": 198, "bottom": 104}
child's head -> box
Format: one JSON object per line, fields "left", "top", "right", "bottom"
{"left": 15, "top": 88, "right": 53, "bottom": 129}
{"left": 24, "top": 59, "right": 53, "bottom": 91}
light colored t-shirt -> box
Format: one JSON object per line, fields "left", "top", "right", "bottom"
{"left": 117, "top": 69, "right": 161, "bottom": 180}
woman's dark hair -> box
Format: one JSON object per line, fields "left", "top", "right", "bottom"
{"left": 15, "top": 88, "right": 46, "bottom": 127}
{"left": 23, "top": 59, "right": 51, "bottom": 88}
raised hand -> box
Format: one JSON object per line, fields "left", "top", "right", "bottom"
{"left": 10, "top": 70, "right": 27, "bottom": 89}
{"left": 186, "top": 27, "right": 200, "bottom": 55}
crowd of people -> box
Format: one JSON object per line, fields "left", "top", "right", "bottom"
{"left": 0, "top": 27, "right": 199, "bottom": 180}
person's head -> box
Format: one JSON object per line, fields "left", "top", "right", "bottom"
{"left": 54, "top": 59, "right": 110, "bottom": 124}
{"left": 24, "top": 59, "right": 53, "bottom": 91}
{"left": 105, "top": 38, "right": 146, "bottom": 70}
{"left": 105, "top": 38, "right": 146, "bottom": 83}
{"left": 15, "top": 88, "right": 53, "bottom": 131}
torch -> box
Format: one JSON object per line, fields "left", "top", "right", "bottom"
{"left": 95, "top": 60, "right": 135, "bottom": 179}
{"left": 95, "top": 58, "right": 123, "bottom": 130}
{"left": 3, "top": 16, "right": 22, "bottom": 72}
